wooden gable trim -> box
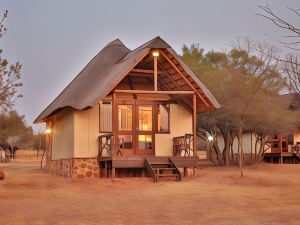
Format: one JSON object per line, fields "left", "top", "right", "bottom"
{"left": 160, "top": 50, "right": 210, "bottom": 107}
{"left": 106, "top": 49, "right": 151, "bottom": 97}
{"left": 131, "top": 69, "right": 164, "bottom": 75}
{"left": 158, "top": 64, "right": 181, "bottom": 91}
{"left": 114, "top": 90, "right": 194, "bottom": 95}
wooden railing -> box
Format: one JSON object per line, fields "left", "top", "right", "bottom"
{"left": 169, "top": 158, "right": 181, "bottom": 181}
{"left": 293, "top": 142, "right": 300, "bottom": 154}
{"left": 144, "top": 158, "right": 157, "bottom": 182}
{"left": 98, "top": 134, "right": 123, "bottom": 157}
{"left": 173, "top": 134, "right": 193, "bottom": 156}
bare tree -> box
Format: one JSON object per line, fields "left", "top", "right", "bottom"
{"left": 257, "top": 4, "right": 300, "bottom": 94}
{"left": 257, "top": 4, "right": 300, "bottom": 51}
{"left": 281, "top": 54, "right": 300, "bottom": 94}
{"left": 0, "top": 10, "right": 22, "bottom": 111}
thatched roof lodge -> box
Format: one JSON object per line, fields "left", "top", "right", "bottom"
{"left": 35, "top": 36, "right": 220, "bottom": 180}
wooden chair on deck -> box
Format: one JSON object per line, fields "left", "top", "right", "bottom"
{"left": 98, "top": 134, "right": 113, "bottom": 157}
{"left": 173, "top": 134, "right": 194, "bottom": 156}
{"left": 184, "top": 133, "right": 193, "bottom": 156}
{"left": 98, "top": 134, "right": 123, "bottom": 157}
{"left": 294, "top": 142, "right": 300, "bottom": 154}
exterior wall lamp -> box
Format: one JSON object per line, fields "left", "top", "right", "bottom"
{"left": 45, "top": 128, "right": 51, "bottom": 134}
{"left": 208, "top": 135, "right": 214, "bottom": 142}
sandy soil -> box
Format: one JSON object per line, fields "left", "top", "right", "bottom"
{"left": 0, "top": 159, "right": 299, "bottom": 225}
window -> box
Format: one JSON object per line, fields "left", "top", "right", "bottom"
{"left": 118, "top": 135, "right": 133, "bottom": 149}
{"left": 118, "top": 105, "right": 132, "bottom": 131}
{"left": 138, "top": 105, "right": 153, "bottom": 131}
{"left": 99, "top": 101, "right": 112, "bottom": 132}
{"left": 157, "top": 104, "right": 170, "bottom": 133}
{"left": 138, "top": 135, "right": 152, "bottom": 149}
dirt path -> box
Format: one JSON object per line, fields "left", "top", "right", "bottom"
{"left": 0, "top": 159, "right": 299, "bottom": 225}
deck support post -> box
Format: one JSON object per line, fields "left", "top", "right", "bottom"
{"left": 112, "top": 93, "right": 117, "bottom": 155}
{"left": 193, "top": 94, "right": 197, "bottom": 157}
{"left": 104, "top": 162, "right": 108, "bottom": 178}
{"left": 112, "top": 167, "right": 116, "bottom": 179}
{"left": 184, "top": 167, "right": 188, "bottom": 177}
{"left": 193, "top": 94, "right": 197, "bottom": 176}
{"left": 111, "top": 93, "right": 117, "bottom": 180}
{"left": 279, "top": 134, "right": 283, "bottom": 164}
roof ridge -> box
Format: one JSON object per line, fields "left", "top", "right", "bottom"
{"left": 103, "top": 39, "right": 128, "bottom": 49}
{"left": 118, "top": 36, "right": 170, "bottom": 63}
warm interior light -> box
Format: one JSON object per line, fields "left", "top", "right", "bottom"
{"left": 146, "top": 136, "right": 152, "bottom": 142}
{"left": 152, "top": 51, "right": 159, "bottom": 57}
{"left": 142, "top": 119, "right": 148, "bottom": 131}
{"left": 208, "top": 135, "right": 213, "bottom": 141}
{"left": 45, "top": 128, "right": 51, "bottom": 134}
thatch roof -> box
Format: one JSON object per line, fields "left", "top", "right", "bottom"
{"left": 34, "top": 36, "right": 220, "bottom": 123}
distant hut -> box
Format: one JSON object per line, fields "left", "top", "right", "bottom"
{"left": 264, "top": 93, "right": 300, "bottom": 163}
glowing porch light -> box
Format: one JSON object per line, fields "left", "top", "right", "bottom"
{"left": 152, "top": 51, "right": 160, "bottom": 57}
{"left": 208, "top": 135, "right": 214, "bottom": 142}
{"left": 45, "top": 128, "right": 51, "bottom": 134}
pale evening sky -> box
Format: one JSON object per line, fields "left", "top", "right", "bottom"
{"left": 1, "top": 0, "right": 299, "bottom": 132}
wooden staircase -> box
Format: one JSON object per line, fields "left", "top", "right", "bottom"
{"left": 145, "top": 157, "right": 181, "bottom": 182}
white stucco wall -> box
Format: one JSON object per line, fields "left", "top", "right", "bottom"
{"left": 155, "top": 104, "right": 193, "bottom": 156}
{"left": 50, "top": 108, "right": 75, "bottom": 160}
{"left": 74, "top": 106, "right": 99, "bottom": 158}
{"left": 216, "top": 132, "right": 255, "bottom": 154}
{"left": 294, "top": 132, "right": 300, "bottom": 144}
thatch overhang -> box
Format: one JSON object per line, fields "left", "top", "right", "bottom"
{"left": 34, "top": 36, "right": 220, "bottom": 123}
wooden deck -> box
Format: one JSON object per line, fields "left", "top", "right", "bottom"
{"left": 99, "top": 156, "right": 199, "bottom": 168}
{"left": 264, "top": 152, "right": 300, "bottom": 164}
{"left": 98, "top": 156, "right": 200, "bottom": 178}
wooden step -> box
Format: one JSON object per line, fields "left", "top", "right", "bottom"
{"left": 150, "top": 163, "right": 173, "bottom": 168}
{"left": 158, "top": 174, "right": 178, "bottom": 177}
{"left": 149, "top": 162, "right": 172, "bottom": 165}
{"left": 154, "top": 168, "right": 177, "bottom": 174}
{"left": 158, "top": 173, "right": 180, "bottom": 181}
{"left": 155, "top": 168, "right": 177, "bottom": 170}
{"left": 144, "top": 157, "right": 181, "bottom": 182}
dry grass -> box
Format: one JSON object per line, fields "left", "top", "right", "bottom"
{"left": 0, "top": 159, "right": 299, "bottom": 225}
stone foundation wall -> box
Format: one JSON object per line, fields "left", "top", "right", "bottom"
{"left": 72, "top": 158, "right": 99, "bottom": 178}
{"left": 46, "top": 158, "right": 99, "bottom": 178}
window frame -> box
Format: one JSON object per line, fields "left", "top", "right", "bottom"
{"left": 99, "top": 101, "right": 113, "bottom": 133}
{"left": 155, "top": 103, "right": 170, "bottom": 134}
{"left": 99, "top": 100, "right": 171, "bottom": 134}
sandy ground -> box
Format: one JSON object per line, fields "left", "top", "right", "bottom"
{"left": 0, "top": 159, "right": 299, "bottom": 225}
